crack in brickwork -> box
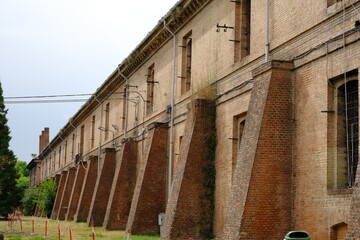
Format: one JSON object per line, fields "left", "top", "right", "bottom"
{"left": 222, "top": 60, "right": 294, "bottom": 240}
{"left": 103, "top": 140, "right": 138, "bottom": 230}
{"left": 126, "top": 123, "right": 168, "bottom": 234}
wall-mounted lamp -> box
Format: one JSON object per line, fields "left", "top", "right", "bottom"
{"left": 98, "top": 127, "right": 116, "bottom": 148}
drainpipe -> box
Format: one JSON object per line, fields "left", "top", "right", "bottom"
{"left": 163, "top": 20, "right": 176, "bottom": 197}
{"left": 265, "top": 0, "right": 270, "bottom": 62}
{"left": 118, "top": 67, "right": 129, "bottom": 139}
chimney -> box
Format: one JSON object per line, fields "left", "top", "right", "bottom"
{"left": 39, "top": 134, "right": 43, "bottom": 154}
{"left": 43, "top": 128, "right": 49, "bottom": 147}
{"left": 38, "top": 128, "right": 50, "bottom": 154}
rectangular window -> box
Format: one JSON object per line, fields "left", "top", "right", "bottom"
{"left": 105, "top": 103, "right": 110, "bottom": 140}
{"left": 64, "top": 141, "right": 68, "bottom": 166}
{"left": 122, "top": 88, "right": 127, "bottom": 130}
{"left": 147, "top": 64, "right": 155, "bottom": 114}
{"left": 232, "top": 114, "right": 246, "bottom": 179}
{"left": 53, "top": 153, "right": 56, "bottom": 172}
{"left": 234, "top": 0, "right": 251, "bottom": 62}
{"left": 59, "top": 147, "right": 62, "bottom": 168}
{"left": 71, "top": 133, "right": 75, "bottom": 160}
{"left": 80, "top": 125, "right": 85, "bottom": 155}
{"left": 328, "top": 71, "right": 359, "bottom": 189}
{"left": 91, "top": 115, "right": 96, "bottom": 148}
{"left": 181, "top": 31, "right": 192, "bottom": 94}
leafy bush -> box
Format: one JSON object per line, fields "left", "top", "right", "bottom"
{"left": 21, "top": 186, "right": 39, "bottom": 216}
{"left": 35, "top": 179, "right": 57, "bottom": 217}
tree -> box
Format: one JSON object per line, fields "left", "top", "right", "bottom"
{"left": 35, "top": 179, "right": 57, "bottom": 217}
{"left": 15, "top": 161, "right": 30, "bottom": 177}
{"left": 0, "top": 81, "right": 20, "bottom": 217}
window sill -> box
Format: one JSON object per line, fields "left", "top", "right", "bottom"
{"left": 327, "top": 188, "right": 354, "bottom": 195}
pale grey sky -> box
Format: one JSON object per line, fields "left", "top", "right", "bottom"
{"left": 0, "top": 0, "right": 179, "bottom": 162}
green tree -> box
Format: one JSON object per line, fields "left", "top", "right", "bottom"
{"left": 15, "top": 161, "right": 29, "bottom": 177}
{"left": 0, "top": 81, "right": 20, "bottom": 217}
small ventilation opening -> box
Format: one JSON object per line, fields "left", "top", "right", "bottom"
{"left": 355, "top": 20, "right": 360, "bottom": 28}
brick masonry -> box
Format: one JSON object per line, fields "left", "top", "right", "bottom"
{"left": 65, "top": 162, "right": 87, "bottom": 221}
{"left": 125, "top": 123, "right": 168, "bottom": 234}
{"left": 103, "top": 139, "right": 138, "bottom": 230}
{"left": 51, "top": 170, "right": 68, "bottom": 220}
{"left": 86, "top": 148, "right": 117, "bottom": 226}
{"left": 222, "top": 60, "right": 294, "bottom": 240}
{"left": 57, "top": 167, "right": 77, "bottom": 220}
{"left": 345, "top": 162, "right": 360, "bottom": 239}
{"left": 54, "top": 174, "right": 61, "bottom": 186}
{"left": 74, "top": 156, "right": 98, "bottom": 222}
{"left": 161, "top": 99, "right": 215, "bottom": 240}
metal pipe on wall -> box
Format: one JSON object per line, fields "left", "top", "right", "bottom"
{"left": 163, "top": 20, "right": 176, "bottom": 197}
{"left": 265, "top": 0, "right": 270, "bottom": 62}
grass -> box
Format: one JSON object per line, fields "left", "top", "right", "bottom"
{"left": 0, "top": 216, "right": 160, "bottom": 240}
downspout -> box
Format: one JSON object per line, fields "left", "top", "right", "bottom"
{"left": 163, "top": 20, "right": 176, "bottom": 197}
{"left": 265, "top": 0, "right": 270, "bottom": 62}
{"left": 117, "top": 67, "right": 129, "bottom": 139}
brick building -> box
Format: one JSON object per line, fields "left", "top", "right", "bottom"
{"left": 27, "top": 0, "right": 360, "bottom": 239}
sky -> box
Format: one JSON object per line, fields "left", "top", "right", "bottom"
{"left": 0, "top": 0, "right": 179, "bottom": 162}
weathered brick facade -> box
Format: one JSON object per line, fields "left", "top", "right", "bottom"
{"left": 74, "top": 156, "right": 98, "bottom": 222}
{"left": 103, "top": 139, "right": 138, "bottom": 230}
{"left": 87, "top": 148, "right": 117, "bottom": 226}
{"left": 125, "top": 123, "right": 168, "bottom": 234}
{"left": 65, "top": 162, "right": 87, "bottom": 220}
{"left": 28, "top": 0, "right": 360, "bottom": 239}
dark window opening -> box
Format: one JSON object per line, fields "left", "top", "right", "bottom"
{"left": 181, "top": 31, "right": 192, "bottom": 94}
{"left": 234, "top": 0, "right": 251, "bottom": 62}
{"left": 80, "top": 125, "right": 85, "bottom": 155}
{"left": 338, "top": 80, "right": 359, "bottom": 187}
{"left": 147, "top": 64, "right": 155, "bottom": 114}
{"left": 105, "top": 103, "right": 110, "bottom": 140}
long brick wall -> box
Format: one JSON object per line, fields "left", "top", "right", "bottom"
{"left": 65, "top": 162, "right": 87, "bottom": 221}
{"left": 74, "top": 156, "right": 98, "bottom": 222}
{"left": 125, "top": 123, "right": 168, "bottom": 234}
{"left": 51, "top": 171, "right": 68, "bottom": 220}
{"left": 161, "top": 99, "right": 215, "bottom": 240}
{"left": 87, "top": 148, "right": 117, "bottom": 226}
{"left": 103, "top": 139, "right": 138, "bottom": 230}
{"left": 222, "top": 60, "right": 294, "bottom": 240}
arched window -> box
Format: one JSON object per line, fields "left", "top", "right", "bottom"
{"left": 331, "top": 222, "right": 348, "bottom": 240}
